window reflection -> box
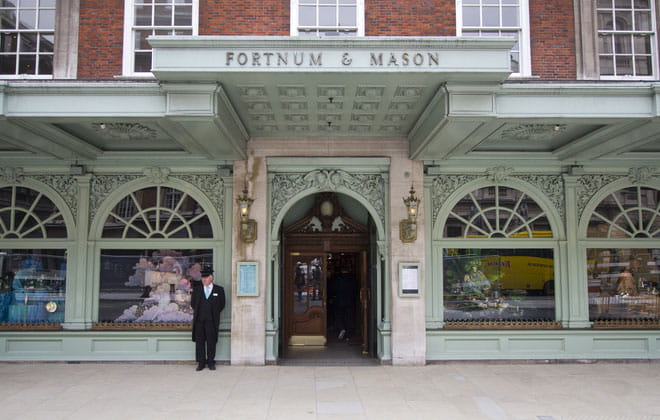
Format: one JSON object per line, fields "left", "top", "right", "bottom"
{"left": 443, "top": 249, "right": 555, "bottom": 322}
{"left": 293, "top": 256, "right": 323, "bottom": 315}
{"left": 587, "top": 248, "right": 660, "bottom": 320}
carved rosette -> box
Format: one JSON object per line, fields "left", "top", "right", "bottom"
{"left": 271, "top": 169, "right": 386, "bottom": 228}
{"left": 517, "top": 175, "right": 565, "bottom": 221}
{"left": 178, "top": 174, "right": 225, "bottom": 228}
{"left": 431, "top": 175, "right": 479, "bottom": 225}
{"left": 0, "top": 167, "right": 25, "bottom": 184}
{"left": 628, "top": 167, "right": 657, "bottom": 185}
{"left": 576, "top": 175, "right": 621, "bottom": 219}
{"left": 31, "top": 175, "right": 79, "bottom": 220}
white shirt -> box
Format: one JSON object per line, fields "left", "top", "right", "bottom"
{"left": 204, "top": 284, "right": 212, "bottom": 299}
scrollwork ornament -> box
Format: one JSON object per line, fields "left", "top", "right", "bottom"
{"left": 90, "top": 174, "right": 141, "bottom": 222}
{"left": 31, "top": 175, "right": 79, "bottom": 220}
{"left": 516, "top": 175, "right": 565, "bottom": 221}
{"left": 431, "top": 175, "right": 479, "bottom": 225}
{"left": 143, "top": 167, "right": 171, "bottom": 184}
{"left": 0, "top": 167, "right": 24, "bottom": 184}
{"left": 576, "top": 174, "right": 622, "bottom": 218}
{"left": 177, "top": 174, "right": 225, "bottom": 228}
{"left": 628, "top": 167, "right": 657, "bottom": 185}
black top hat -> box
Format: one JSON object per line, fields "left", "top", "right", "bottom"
{"left": 200, "top": 265, "right": 214, "bottom": 277}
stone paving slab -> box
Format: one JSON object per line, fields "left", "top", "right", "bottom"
{"left": 0, "top": 361, "right": 659, "bottom": 419}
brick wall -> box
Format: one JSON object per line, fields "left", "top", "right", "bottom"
{"left": 529, "top": 0, "right": 576, "bottom": 79}
{"left": 366, "top": 0, "right": 455, "bottom": 36}
{"left": 200, "top": 1, "right": 289, "bottom": 35}
{"left": 78, "top": 0, "right": 125, "bottom": 79}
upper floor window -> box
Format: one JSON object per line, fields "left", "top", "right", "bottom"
{"left": 122, "top": 0, "right": 198, "bottom": 76}
{"left": 0, "top": 0, "right": 55, "bottom": 77}
{"left": 597, "top": 0, "right": 656, "bottom": 78}
{"left": 457, "top": 0, "right": 531, "bottom": 76}
{"left": 291, "top": 0, "right": 365, "bottom": 37}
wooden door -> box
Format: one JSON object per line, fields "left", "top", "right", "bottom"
{"left": 285, "top": 252, "right": 328, "bottom": 346}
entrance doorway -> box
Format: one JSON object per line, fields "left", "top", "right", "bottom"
{"left": 279, "top": 193, "right": 374, "bottom": 363}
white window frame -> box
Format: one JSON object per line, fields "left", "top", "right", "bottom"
{"left": 122, "top": 0, "right": 199, "bottom": 77}
{"left": 596, "top": 0, "right": 658, "bottom": 80}
{"left": 290, "top": 0, "right": 365, "bottom": 37}
{"left": 456, "top": 0, "right": 532, "bottom": 77}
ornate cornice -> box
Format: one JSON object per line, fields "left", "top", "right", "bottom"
{"left": 576, "top": 174, "right": 621, "bottom": 219}
{"left": 271, "top": 169, "right": 386, "bottom": 228}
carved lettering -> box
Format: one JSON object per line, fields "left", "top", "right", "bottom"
{"left": 252, "top": 52, "right": 261, "bottom": 66}
{"left": 309, "top": 53, "right": 322, "bottom": 66}
{"left": 294, "top": 53, "right": 304, "bottom": 66}
{"left": 263, "top": 52, "right": 273, "bottom": 65}
{"left": 226, "top": 52, "right": 234, "bottom": 65}
{"left": 428, "top": 52, "right": 439, "bottom": 66}
{"left": 237, "top": 52, "right": 248, "bottom": 65}
{"left": 388, "top": 53, "right": 398, "bottom": 66}
{"left": 277, "top": 52, "right": 288, "bottom": 66}
{"left": 342, "top": 52, "right": 352, "bottom": 65}
{"left": 370, "top": 53, "right": 383, "bottom": 66}
{"left": 402, "top": 52, "right": 410, "bottom": 66}
{"left": 413, "top": 53, "right": 424, "bottom": 65}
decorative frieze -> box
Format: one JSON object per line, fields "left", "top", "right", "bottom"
{"left": 576, "top": 174, "right": 621, "bottom": 219}
{"left": 517, "top": 175, "right": 565, "bottom": 220}
{"left": 271, "top": 169, "right": 386, "bottom": 228}
{"left": 89, "top": 174, "right": 142, "bottom": 223}
{"left": 178, "top": 174, "right": 225, "bottom": 228}
{"left": 31, "top": 175, "right": 79, "bottom": 220}
{"left": 431, "top": 175, "right": 479, "bottom": 225}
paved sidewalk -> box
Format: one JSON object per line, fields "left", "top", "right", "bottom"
{"left": 1, "top": 361, "right": 659, "bottom": 419}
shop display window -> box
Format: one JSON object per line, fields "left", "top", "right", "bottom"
{"left": 98, "top": 249, "right": 211, "bottom": 325}
{"left": 587, "top": 248, "right": 660, "bottom": 321}
{"left": 0, "top": 249, "right": 66, "bottom": 324}
{"left": 443, "top": 248, "right": 555, "bottom": 322}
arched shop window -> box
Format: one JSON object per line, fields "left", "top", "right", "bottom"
{"left": 0, "top": 186, "right": 69, "bottom": 325}
{"left": 585, "top": 186, "right": 660, "bottom": 325}
{"left": 441, "top": 185, "right": 557, "bottom": 325}
{"left": 97, "top": 185, "right": 215, "bottom": 327}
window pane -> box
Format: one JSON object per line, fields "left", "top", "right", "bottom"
{"left": 1, "top": 0, "right": 17, "bottom": 6}
{"left": 0, "top": 249, "right": 67, "bottom": 324}
{"left": 597, "top": 0, "right": 612, "bottom": 7}
{"left": 1, "top": 9, "right": 17, "bottom": 29}
{"left": 18, "top": 8, "right": 35, "bottom": 29}
{"left": 599, "top": 33, "right": 613, "bottom": 53}
{"left": 40, "top": 0, "right": 55, "bottom": 7}
{"left": 510, "top": 51, "right": 519, "bottom": 72}
{"left": 587, "top": 248, "right": 660, "bottom": 323}
{"left": 173, "top": 29, "right": 192, "bottom": 35}
{"left": 598, "top": 11, "right": 613, "bottom": 29}
{"left": 600, "top": 55, "right": 614, "bottom": 75}
{"left": 173, "top": 5, "right": 191, "bottom": 25}
{"left": 635, "top": 56, "right": 651, "bottom": 75}
{"left": 37, "top": 53, "right": 51, "bottom": 74}
{"left": 1, "top": 32, "right": 18, "bottom": 52}
{"left": 634, "top": 34, "right": 650, "bottom": 54}
{"left": 634, "top": 0, "right": 649, "bottom": 7}
{"left": 319, "top": 5, "right": 336, "bottom": 26}
{"left": 299, "top": 5, "right": 316, "bottom": 26}
{"left": 37, "top": 8, "right": 53, "bottom": 29}
{"left": 616, "top": 55, "right": 633, "bottom": 74}
{"left": 135, "top": 5, "right": 152, "bottom": 25}
{"left": 501, "top": 6, "right": 518, "bottom": 26}
{"left": 19, "top": 32, "right": 36, "bottom": 52}
{"left": 614, "top": 33, "right": 632, "bottom": 53}
{"left": 135, "top": 30, "right": 152, "bottom": 49}
{"left": 615, "top": 11, "right": 632, "bottom": 30}
{"left": 154, "top": 5, "right": 172, "bottom": 26}
{"left": 338, "top": 5, "right": 355, "bottom": 26}
{"left": 614, "top": 0, "right": 631, "bottom": 7}
{"left": 482, "top": 6, "right": 500, "bottom": 26}
{"left": 98, "top": 249, "right": 212, "bottom": 325}
{"left": 38, "top": 33, "right": 53, "bottom": 52}
{"left": 134, "top": 51, "right": 151, "bottom": 72}
{"left": 634, "top": 11, "right": 651, "bottom": 31}
{"left": 0, "top": 54, "right": 16, "bottom": 74}
{"left": 462, "top": 6, "right": 480, "bottom": 26}
{"left": 443, "top": 249, "right": 556, "bottom": 323}
{"left": 18, "top": 53, "right": 35, "bottom": 74}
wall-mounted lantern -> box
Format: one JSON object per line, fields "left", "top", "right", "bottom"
{"left": 236, "top": 185, "right": 256, "bottom": 243}
{"left": 400, "top": 184, "right": 420, "bottom": 243}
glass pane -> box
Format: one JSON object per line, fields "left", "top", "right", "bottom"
{"left": 37, "top": 8, "right": 53, "bottom": 29}
{"left": 1, "top": 10, "right": 17, "bottom": 29}
{"left": 0, "top": 54, "right": 16, "bottom": 73}
{"left": 597, "top": 0, "right": 612, "bottom": 7}
{"left": 634, "top": 0, "right": 649, "bottom": 8}
{"left": 338, "top": 5, "right": 355, "bottom": 26}
{"left": 462, "top": 6, "right": 480, "bottom": 26}
{"left": 339, "top": 0, "right": 356, "bottom": 3}
{"left": 599, "top": 33, "right": 613, "bottom": 53}
{"left": 510, "top": 51, "right": 519, "bottom": 73}
{"left": 634, "top": 34, "right": 650, "bottom": 54}
{"left": 600, "top": 55, "right": 614, "bottom": 75}
{"left": 18, "top": 53, "right": 35, "bottom": 74}
{"left": 614, "top": 0, "right": 631, "bottom": 7}
{"left": 19, "top": 32, "right": 36, "bottom": 52}
{"left": 40, "top": 0, "right": 55, "bottom": 7}
{"left": 173, "top": 29, "right": 191, "bottom": 35}
{"left": 18, "top": 9, "right": 35, "bottom": 29}
{"left": 135, "top": 5, "right": 152, "bottom": 26}
{"left": 99, "top": 249, "right": 213, "bottom": 324}
{"left": 443, "top": 249, "right": 556, "bottom": 323}
{"left": 319, "top": 5, "right": 336, "bottom": 26}
{"left": 483, "top": 0, "right": 499, "bottom": 4}
{"left": 501, "top": 6, "right": 518, "bottom": 26}
{"left": 134, "top": 52, "right": 151, "bottom": 72}
{"left": 1, "top": 32, "right": 18, "bottom": 52}
{"left": 587, "top": 248, "right": 660, "bottom": 322}
{"left": 173, "top": 4, "right": 191, "bottom": 25}
{"left": 615, "top": 11, "right": 632, "bottom": 30}
{"left": 154, "top": 5, "right": 172, "bottom": 26}
{"left": 135, "top": 29, "right": 152, "bottom": 49}
{"left": 1, "top": 0, "right": 17, "bottom": 6}
{"left": 634, "top": 11, "right": 651, "bottom": 31}
{"left": 299, "top": 5, "right": 316, "bottom": 26}
{"left": 597, "top": 10, "right": 613, "bottom": 30}
{"left": 38, "top": 34, "right": 53, "bottom": 52}
{"left": 0, "top": 249, "right": 67, "bottom": 324}
{"left": 635, "top": 56, "right": 651, "bottom": 76}
{"left": 21, "top": 0, "right": 36, "bottom": 6}
{"left": 37, "top": 53, "right": 51, "bottom": 75}
{"left": 482, "top": 6, "right": 500, "bottom": 26}
{"left": 463, "top": 0, "right": 479, "bottom": 4}
{"left": 293, "top": 256, "right": 324, "bottom": 315}
{"left": 614, "top": 33, "right": 632, "bottom": 53}
{"left": 616, "top": 55, "right": 633, "bottom": 75}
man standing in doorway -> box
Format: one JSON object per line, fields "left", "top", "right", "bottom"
{"left": 191, "top": 265, "right": 225, "bottom": 371}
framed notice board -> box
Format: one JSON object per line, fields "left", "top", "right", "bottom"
{"left": 237, "top": 261, "right": 258, "bottom": 296}
{"left": 398, "top": 262, "right": 420, "bottom": 297}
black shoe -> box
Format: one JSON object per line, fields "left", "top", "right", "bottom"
{"left": 196, "top": 363, "right": 205, "bottom": 371}
{"left": 208, "top": 363, "right": 216, "bottom": 370}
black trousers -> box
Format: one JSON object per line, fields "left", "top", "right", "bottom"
{"left": 194, "top": 319, "right": 218, "bottom": 364}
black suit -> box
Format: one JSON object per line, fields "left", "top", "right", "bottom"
{"left": 191, "top": 283, "right": 225, "bottom": 366}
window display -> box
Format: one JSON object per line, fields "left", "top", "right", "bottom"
{"left": 98, "top": 249, "right": 212, "bottom": 325}
{"left": 443, "top": 248, "right": 555, "bottom": 322}
{"left": 587, "top": 248, "right": 660, "bottom": 321}
{"left": 0, "top": 250, "right": 66, "bottom": 324}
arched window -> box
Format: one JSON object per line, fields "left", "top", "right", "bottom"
{"left": 441, "top": 185, "right": 557, "bottom": 326}
{"left": 97, "top": 185, "right": 215, "bottom": 327}
{"left": 585, "top": 186, "right": 660, "bottom": 325}
{"left": 0, "top": 185, "right": 69, "bottom": 325}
